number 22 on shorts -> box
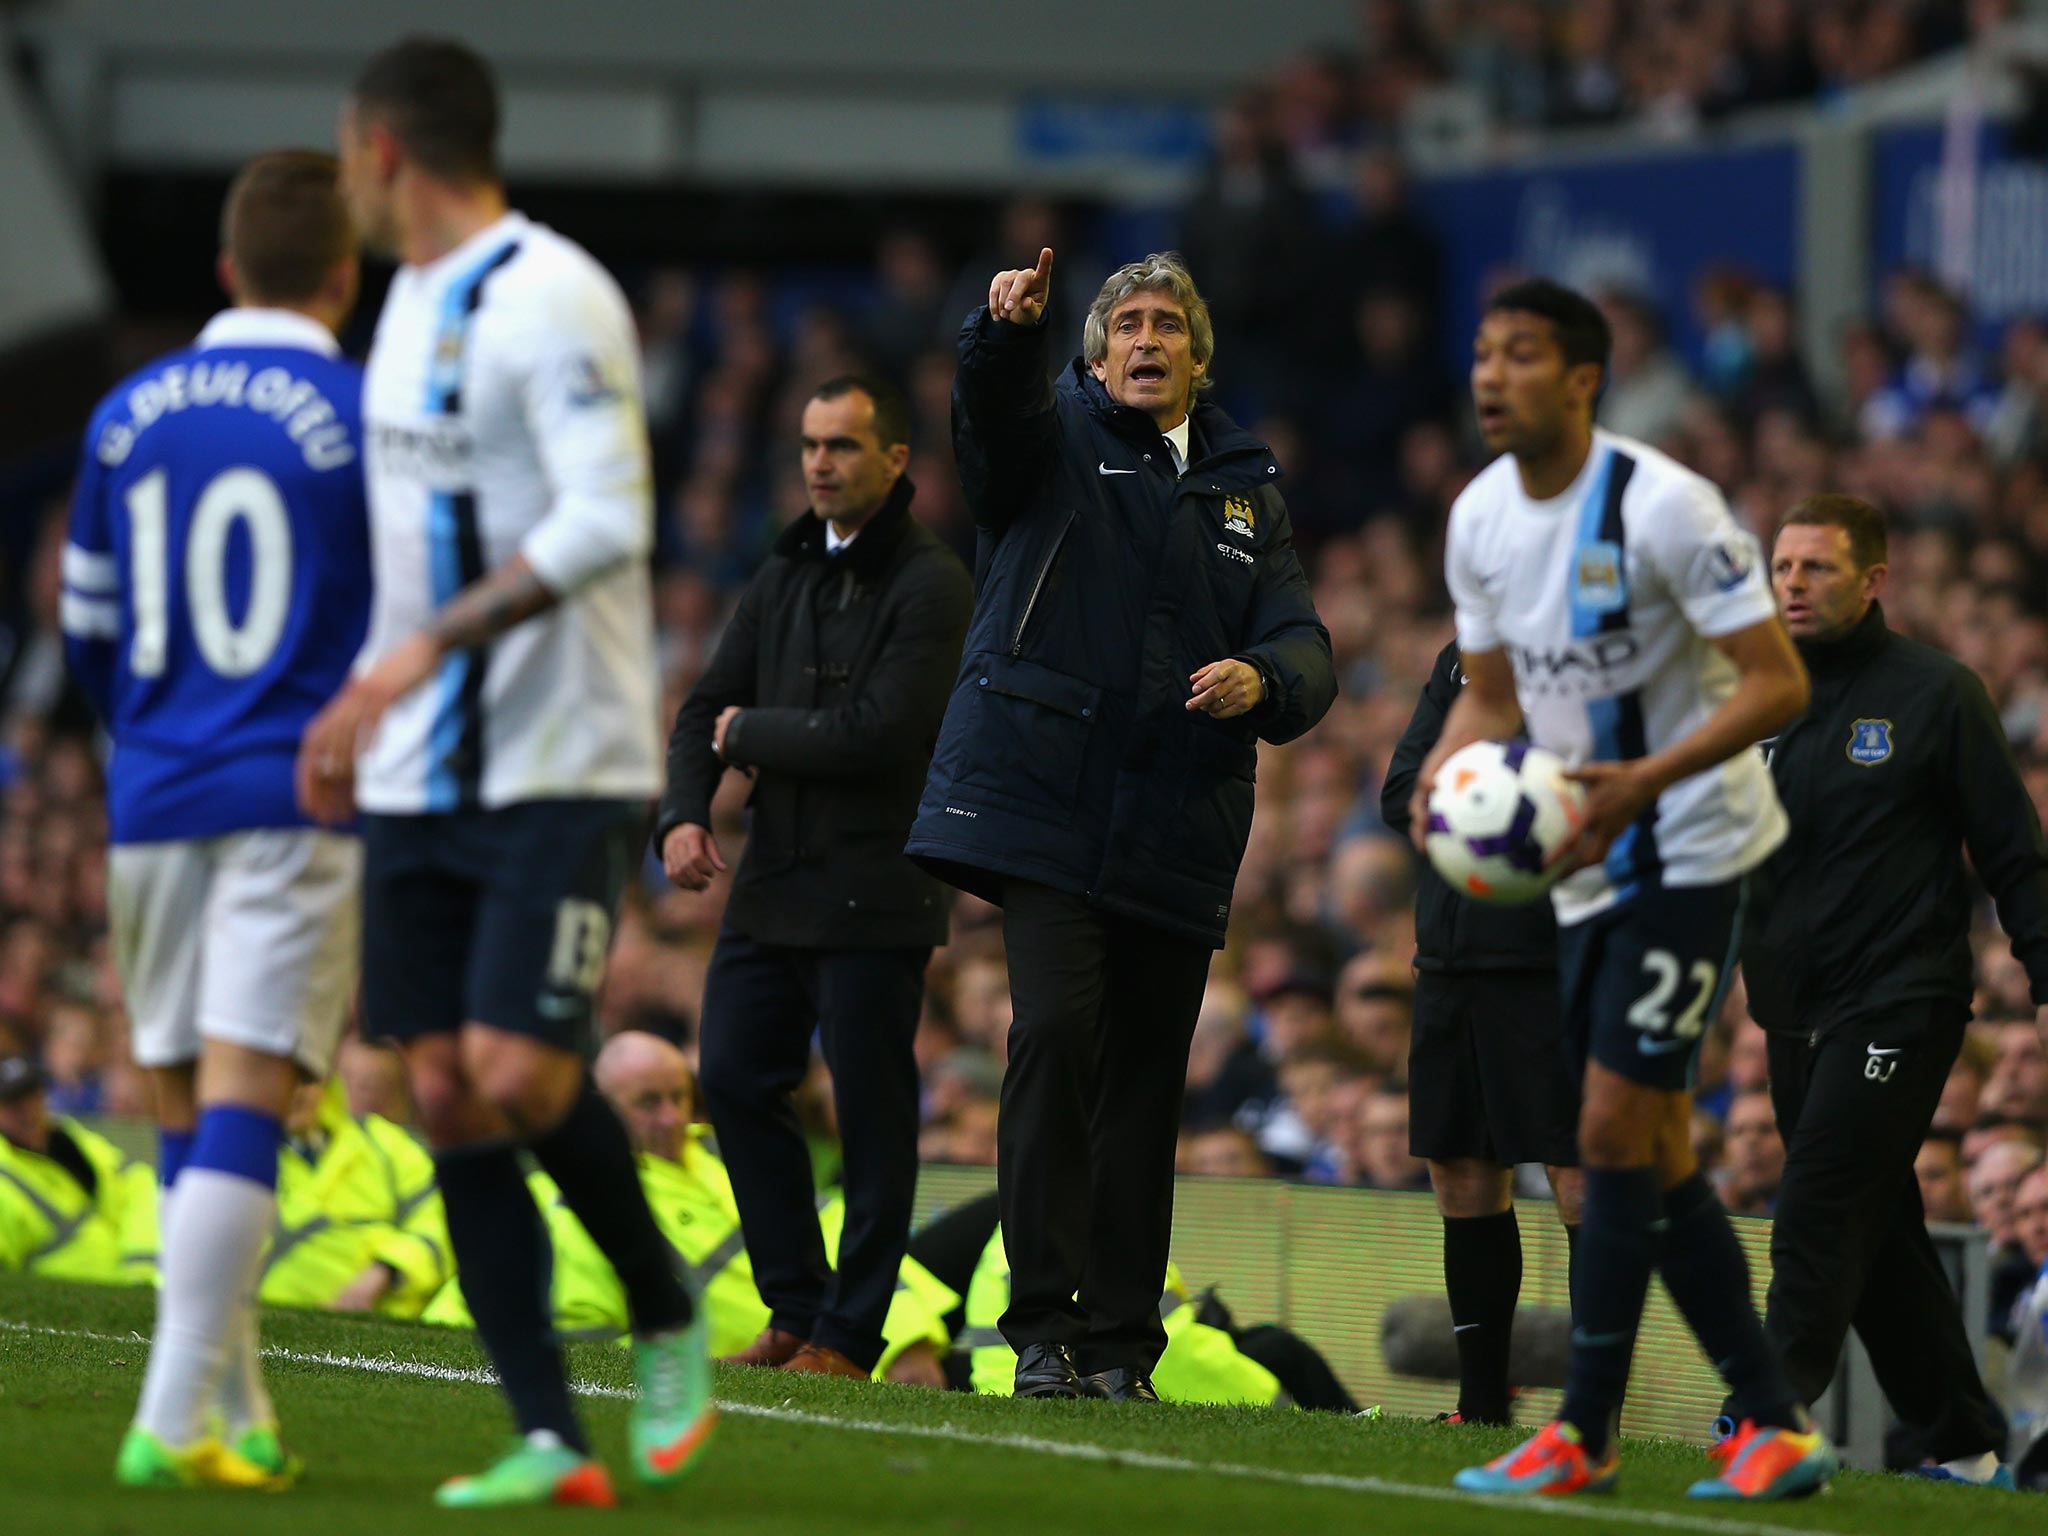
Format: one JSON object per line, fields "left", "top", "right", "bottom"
{"left": 1628, "top": 949, "right": 1717, "bottom": 1054}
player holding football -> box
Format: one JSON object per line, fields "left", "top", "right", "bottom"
{"left": 1412, "top": 279, "right": 1836, "bottom": 1500}
{"left": 295, "top": 38, "right": 711, "bottom": 1507}
{"left": 66, "top": 151, "right": 368, "bottom": 1490}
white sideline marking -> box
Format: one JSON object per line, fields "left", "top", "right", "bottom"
{"left": 2, "top": 1317, "right": 1844, "bottom": 1536}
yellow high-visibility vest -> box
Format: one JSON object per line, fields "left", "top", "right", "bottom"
{"left": 0, "top": 1117, "right": 156, "bottom": 1285}
{"left": 426, "top": 1130, "right": 958, "bottom": 1378}
{"left": 256, "top": 1090, "right": 448, "bottom": 1318}
{"left": 961, "top": 1227, "right": 1282, "bottom": 1406}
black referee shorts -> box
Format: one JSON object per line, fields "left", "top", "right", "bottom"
{"left": 1407, "top": 967, "right": 1579, "bottom": 1168}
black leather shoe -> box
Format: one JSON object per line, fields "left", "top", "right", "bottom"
{"left": 1013, "top": 1341, "right": 1084, "bottom": 1398}
{"left": 1082, "top": 1367, "right": 1160, "bottom": 1403}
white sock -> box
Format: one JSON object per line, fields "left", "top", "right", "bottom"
{"left": 215, "top": 1306, "right": 275, "bottom": 1436}
{"left": 132, "top": 1168, "right": 275, "bottom": 1446}
{"left": 1939, "top": 1451, "right": 1999, "bottom": 1483}
{"left": 154, "top": 1180, "right": 177, "bottom": 1284}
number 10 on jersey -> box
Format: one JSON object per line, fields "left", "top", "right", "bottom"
{"left": 124, "top": 466, "right": 293, "bottom": 679}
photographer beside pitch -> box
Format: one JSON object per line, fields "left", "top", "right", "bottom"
{"left": 905, "top": 248, "right": 1334, "bottom": 1401}
{"left": 1735, "top": 493, "right": 2048, "bottom": 1488}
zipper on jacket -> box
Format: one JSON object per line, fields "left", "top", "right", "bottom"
{"left": 1010, "top": 511, "right": 1076, "bottom": 656}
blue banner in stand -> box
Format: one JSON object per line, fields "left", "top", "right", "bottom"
{"left": 1872, "top": 121, "right": 2048, "bottom": 352}
{"left": 1412, "top": 142, "right": 1800, "bottom": 372}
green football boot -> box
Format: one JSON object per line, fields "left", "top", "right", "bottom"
{"left": 630, "top": 1318, "right": 718, "bottom": 1486}
{"left": 231, "top": 1423, "right": 305, "bottom": 1486}
{"left": 432, "top": 1433, "right": 617, "bottom": 1508}
{"left": 115, "top": 1427, "right": 289, "bottom": 1491}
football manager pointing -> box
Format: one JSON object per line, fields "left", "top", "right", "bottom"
{"left": 906, "top": 247, "right": 1335, "bottom": 1401}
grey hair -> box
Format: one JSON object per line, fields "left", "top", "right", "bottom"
{"left": 1082, "top": 252, "right": 1216, "bottom": 394}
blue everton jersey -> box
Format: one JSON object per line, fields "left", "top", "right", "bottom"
{"left": 63, "top": 309, "right": 371, "bottom": 843}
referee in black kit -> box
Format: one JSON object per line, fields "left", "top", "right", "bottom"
{"left": 1739, "top": 494, "right": 2048, "bottom": 1486}
{"left": 1383, "top": 640, "right": 1581, "bottom": 1427}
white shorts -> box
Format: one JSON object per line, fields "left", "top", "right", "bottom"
{"left": 109, "top": 828, "right": 362, "bottom": 1077}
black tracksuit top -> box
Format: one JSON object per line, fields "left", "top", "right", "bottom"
{"left": 1741, "top": 602, "right": 2048, "bottom": 1040}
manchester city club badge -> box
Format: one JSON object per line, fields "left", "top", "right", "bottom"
{"left": 1846, "top": 718, "right": 1894, "bottom": 766}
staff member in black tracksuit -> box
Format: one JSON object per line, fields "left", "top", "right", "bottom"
{"left": 1383, "top": 640, "right": 1581, "bottom": 1427}
{"left": 1738, "top": 493, "right": 2048, "bottom": 1486}
{"left": 906, "top": 249, "right": 1334, "bottom": 1402}
{"left": 658, "top": 374, "right": 973, "bottom": 1380}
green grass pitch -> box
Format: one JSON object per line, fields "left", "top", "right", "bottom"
{"left": 0, "top": 1273, "right": 2035, "bottom": 1536}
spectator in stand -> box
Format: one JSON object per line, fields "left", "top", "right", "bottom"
{"left": 1985, "top": 1020, "right": 2048, "bottom": 1123}
{"left": 864, "top": 229, "right": 950, "bottom": 386}
{"left": 1973, "top": 1138, "right": 2047, "bottom": 1337}
{"left": 1178, "top": 89, "right": 1322, "bottom": 419}
{"left": 1184, "top": 979, "right": 1277, "bottom": 1129}
{"left": 1453, "top": 0, "right": 1553, "bottom": 131}
{"left": 950, "top": 953, "right": 1014, "bottom": 1064}
{"left": 1984, "top": 318, "right": 2048, "bottom": 467}
{"left": 1937, "top": 1032, "right": 1994, "bottom": 1132}
{"left": 1915, "top": 1131, "right": 1974, "bottom": 1226}
{"left": 1253, "top": 968, "right": 1339, "bottom": 1067}
{"left": 1351, "top": 1086, "right": 1429, "bottom": 1192}
{"left": 1597, "top": 290, "right": 1698, "bottom": 447}
{"left": 1274, "top": 1041, "right": 1377, "bottom": 1184}
{"left": 1718, "top": 1089, "right": 1786, "bottom": 1217}
{"left": 1737, "top": 285, "right": 1822, "bottom": 429}
{"left": 1735, "top": 0, "right": 1821, "bottom": 105}
{"left": 1692, "top": 1105, "right": 1726, "bottom": 1175}
{"left": 2017, "top": 1163, "right": 2048, "bottom": 1273}
{"left": 1320, "top": 289, "right": 1455, "bottom": 519}
{"left": 1551, "top": 0, "right": 1626, "bottom": 126}
{"left": 1333, "top": 955, "right": 1414, "bottom": 1077}
{"left": 38, "top": 1001, "right": 104, "bottom": 1115}
{"left": 1863, "top": 273, "right": 1999, "bottom": 442}
{"left": 1182, "top": 1124, "right": 1275, "bottom": 1178}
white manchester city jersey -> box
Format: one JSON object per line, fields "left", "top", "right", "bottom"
{"left": 1445, "top": 429, "right": 1787, "bottom": 925}
{"left": 358, "top": 211, "right": 660, "bottom": 813}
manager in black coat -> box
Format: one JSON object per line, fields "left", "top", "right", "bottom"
{"left": 657, "top": 374, "right": 972, "bottom": 1378}
{"left": 1737, "top": 493, "right": 2048, "bottom": 1479}
{"left": 906, "top": 249, "right": 1335, "bottom": 1400}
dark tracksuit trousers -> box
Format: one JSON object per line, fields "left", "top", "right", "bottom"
{"left": 1755, "top": 1009, "right": 2006, "bottom": 1461}
{"left": 996, "top": 880, "right": 1213, "bottom": 1376}
{"left": 698, "top": 928, "right": 929, "bottom": 1372}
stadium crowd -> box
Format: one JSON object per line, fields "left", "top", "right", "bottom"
{"left": 0, "top": 0, "right": 2044, "bottom": 1401}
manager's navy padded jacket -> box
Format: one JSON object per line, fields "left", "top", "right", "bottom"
{"left": 905, "top": 307, "right": 1335, "bottom": 948}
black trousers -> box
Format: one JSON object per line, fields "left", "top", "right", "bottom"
{"left": 997, "top": 880, "right": 1213, "bottom": 1375}
{"left": 1754, "top": 1009, "right": 2006, "bottom": 1461}
{"left": 698, "top": 925, "right": 929, "bottom": 1371}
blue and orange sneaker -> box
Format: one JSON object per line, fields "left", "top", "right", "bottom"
{"left": 1454, "top": 1421, "right": 1619, "bottom": 1496}
{"left": 1906, "top": 1461, "right": 2017, "bottom": 1490}
{"left": 1688, "top": 1419, "right": 1838, "bottom": 1500}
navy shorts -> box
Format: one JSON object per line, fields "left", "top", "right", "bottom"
{"left": 360, "top": 798, "right": 645, "bottom": 1052}
{"left": 1556, "top": 878, "right": 1743, "bottom": 1092}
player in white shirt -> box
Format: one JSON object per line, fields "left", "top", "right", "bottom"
{"left": 296, "top": 38, "right": 711, "bottom": 1509}
{"left": 1411, "top": 281, "right": 1835, "bottom": 1500}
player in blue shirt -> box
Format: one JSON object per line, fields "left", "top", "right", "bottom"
{"left": 63, "top": 151, "right": 370, "bottom": 1493}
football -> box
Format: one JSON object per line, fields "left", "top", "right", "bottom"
{"left": 1423, "top": 739, "right": 1587, "bottom": 906}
